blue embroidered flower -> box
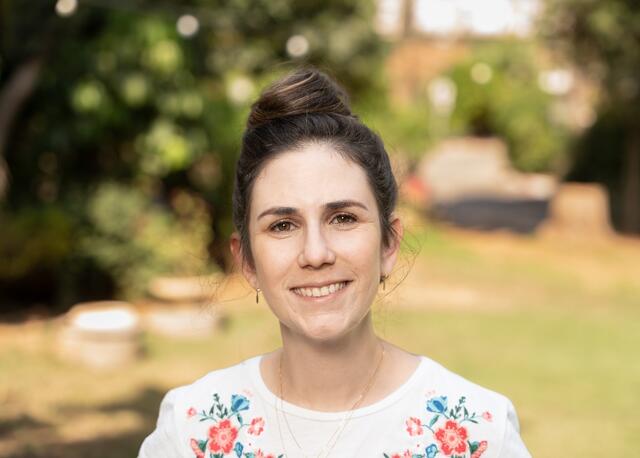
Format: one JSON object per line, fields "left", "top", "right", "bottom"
{"left": 230, "top": 394, "right": 250, "bottom": 412}
{"left": 425, "top": 443, "right": 438, "bottom": 458}
{"left": 234, "top": 441, "right": 244, "bottom": 457}
{"left": 426, "top": 396, "right": 447, "bottom": 414}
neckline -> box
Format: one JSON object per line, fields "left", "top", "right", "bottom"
{"left": 245, "top": 354, "right": 427, "bottom": 421}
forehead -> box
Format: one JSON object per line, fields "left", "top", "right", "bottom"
{"left": 250, "top": 142, "right": 375, "bottom": 213}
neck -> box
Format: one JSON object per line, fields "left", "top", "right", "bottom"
{"left": 278, "top": 313, "right": 383, "bottom": 411}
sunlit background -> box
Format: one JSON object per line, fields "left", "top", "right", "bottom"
{"left": 1, "top": 1, "right": 639, "bottom": 457}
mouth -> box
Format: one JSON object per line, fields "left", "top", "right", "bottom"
{"left": 291, "top": 281, "right": 350, "bottom": 299}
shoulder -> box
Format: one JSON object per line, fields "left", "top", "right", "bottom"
{"left": 176, "top": 356, "right": 258, "bottom": 402}
{"left": 420, "top": 356, "right": 511, "bottom": 415}
{"left": 138, "top": 355, "right": 264, "bottom": 458}
{"left": 404, "top": 356, "right": 531, "bottom": 458}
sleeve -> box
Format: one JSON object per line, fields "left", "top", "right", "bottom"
{"left": 138, "top": 388, "right": 185, "bottom": 458}
{"left": 497, "top": 399, "right": 532, "bottom": 458}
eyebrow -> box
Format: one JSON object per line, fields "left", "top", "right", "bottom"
{"left": 257, "top": 200, "right": 369, "bottom": 220}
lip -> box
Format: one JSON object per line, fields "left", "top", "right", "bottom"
{"left": 289, "top": 279, "right": 352, "bottom": 289}
{"left": 289, "top": 280, "right": 352, "bottom": 300}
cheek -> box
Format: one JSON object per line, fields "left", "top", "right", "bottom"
{"left": 252, "top": 236, "right": 298, "bottom": 281}
{"left": 334, "top": 229, "right": 382, "bottom": 272}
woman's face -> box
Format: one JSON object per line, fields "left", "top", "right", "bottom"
{"left": 233, "top": 142, "right": 401, "bottom": 342}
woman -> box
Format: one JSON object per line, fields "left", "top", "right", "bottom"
{"left": 139, "top": 68, "right": 531, "bottom": 458}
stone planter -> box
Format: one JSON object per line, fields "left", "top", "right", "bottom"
{"left": 147, "top": 275, "right": 220, "bottom": 303}
{"left": 144, "top": 304, "right": 221, "bottom": 338}
{"left": 57, "top": 301, "right": 142, "bottom": 369}
{"left": 144, "top": 274, "right": 223, "bottom": 338}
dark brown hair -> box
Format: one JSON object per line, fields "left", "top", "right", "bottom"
{"left": 232, "top": 67, "right": 398, "bottom": 266}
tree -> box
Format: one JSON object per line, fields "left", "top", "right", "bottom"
{"left": 540, "top": 0, "right": 640, "bottom": 233}
{"left": 0, "top": 0, "right": 385, "bottom": 307}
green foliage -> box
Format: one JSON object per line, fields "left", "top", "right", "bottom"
{"left": 540, "top": 0, "right": 640, "bottom": 113}
{"left": 81, "top": 183, "right": 213, "bottom": 298}
{"left": 358, "top": 93, "right": 434, "bottom": 160}
{"left": 0, "top": 0, "right": 385, "bottom": 304}
{"left": 539, "top": 0, "right": 640, "bottom": 232}
{"left": 0, "top": 207, "right": 73, "bottom": 280}
{"left": 565, "top": 108, "right": 629, "bottom": 226}
{"left": 446, "top": 41, "right": 569, "bottom": 172}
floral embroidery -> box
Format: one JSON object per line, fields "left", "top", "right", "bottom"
{"left": 190, "top": 438, "right": 205, "bottom": 458}
{"left": 388, "top": 451, "right": 412, "bottom": 458}
{"left": 253, "top": 450, "right": 275, "bottom": 458}
{"left": 470, "top": 441, "right": 488, "bottom": 458}
{"left": 209, "top": 419, "right": 238, "bottom": 454}
{"left": 406, "top": 417, "right": 424, "bottom": 436}
{"left": 435, "top": 420, "right": 468, "bottom": 455}
{"left": 188, "top": 392, "right": 282, "bottom": 458}
{"left": 384, "top": 395, "right": 491, "bottom": 458}
{"left": 248, "top": 417, "right": 265, "bottom": 435}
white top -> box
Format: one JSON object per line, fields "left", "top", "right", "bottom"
{"left": 139, "top": 355, "right": 531, "bottom": 458}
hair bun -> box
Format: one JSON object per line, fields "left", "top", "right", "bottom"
{"left": 247, "top": 68, "right": 353, "bottom": 129}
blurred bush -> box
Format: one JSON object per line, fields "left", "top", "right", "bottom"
{"left": 446, "top": 41, "right": 569, "bottom": 173}
{"left": 0, "top": 207, "right": 73, "bottom": 280}
{"left": 0, "top": 1, "right": 386, "bottom": 309}
{"left": 540, "top": 0, "right": 640, "bottom": 233}
{"left": 81, "top": 183, "right": 213, "bottom": 299}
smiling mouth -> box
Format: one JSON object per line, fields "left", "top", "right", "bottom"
{"left": 291, "top": 281, "right": 350, "bottom": 298}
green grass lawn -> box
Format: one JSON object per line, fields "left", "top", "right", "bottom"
{"left": 1, "top": 225, "right": 638, "bottom": 457}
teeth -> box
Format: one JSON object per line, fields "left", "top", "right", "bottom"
{"left": 294, "top": 282, "right": 347, "bottom": 298}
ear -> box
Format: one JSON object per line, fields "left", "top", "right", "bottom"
{"left": 380, "top": 215, "right": 403, "bottom": 278}
{"left": 230, "top": 232, "right": 258, "bottom": 289}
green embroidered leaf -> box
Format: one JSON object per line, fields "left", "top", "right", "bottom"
{"left": 429, "top": 415, "right": 440, "bottom": 427}
{"left": 198, "top": 439, "right": 208, "bottom": 452}
{"left": 237, "top": 413, "right": 243, "bottom": 425}
{"left": 384, "top": 454, "right": 391, "bottom": 458}
{"left": 469, "top": 440, "right": 479, "bottom": 453}
{"left": 463, "top": 406, "right": 469, "bottom": 417}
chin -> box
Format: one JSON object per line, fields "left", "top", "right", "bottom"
{"left": 295, "top": 315, "right": 364, "bottom": 343}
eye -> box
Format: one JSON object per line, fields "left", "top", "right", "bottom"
{"left": 270, "top": 220, "right": 295, "bottom": 232}
{"left": 331, "top": 213, "right": 357, "bottom": 225}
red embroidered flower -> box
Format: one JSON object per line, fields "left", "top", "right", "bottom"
{"left": 471, "top": 440, "right": 488, "bottom": 458}
{"left": 435, "top": 420, "right": 468, "bottom": 455}
{"left": 208, "top": 419, "right": 238, "bottom": 454}
{"left": 405, "top": 417, "right": 423, "bottom": 436}
{"left": 248, "top": 417, "right": 265, "bottom": 435}
{"left": 255, "top": 450, "right": 275, "bottom": 458}
{"left": 189, "top": 438, "right": 204, "bottom": 458}
{"left": 186, "top": 407, "right": 197, "bottom": 418}
{"left": 390, "top": 452, "right": 411, "bottom": 458}
{"left": 482, "top": 411, "right": 493, "bottom": 422}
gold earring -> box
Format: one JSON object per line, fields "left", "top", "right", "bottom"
{"left": 380, "top": 275, "right": 387, "bottom": 291}
{"left": 255, "top": 288, "right": 260, "bottom": 304}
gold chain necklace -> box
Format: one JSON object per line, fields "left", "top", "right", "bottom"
{"left": 275, "top": 341, "right": 385, "bottom": 458}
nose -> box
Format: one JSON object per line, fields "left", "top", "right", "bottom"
{"left": 298, "top": 225, "right": 336, "bottom": 269}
